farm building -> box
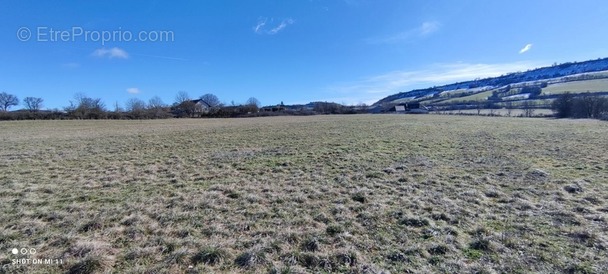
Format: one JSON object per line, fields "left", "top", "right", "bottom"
{"left": 394, "top": 102, "right": 429, "bottom": 114}
{"left": 191, "top": 99, "right": 211, "bottom": 115}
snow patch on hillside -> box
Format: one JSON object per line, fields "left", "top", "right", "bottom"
{"left": 504, "top": 93, "right": 530, "bottom": 100}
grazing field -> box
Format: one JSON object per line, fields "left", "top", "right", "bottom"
{"left": 1, "top": 115, "right": 607, "bottom": 273}
{"left": 542, "top": 78, "right": 608, "bottom": 95}
{"left": 433, "top": 109, "right": 554, "bottom": 117}
{"left": 437, "top": 90, "right": 494, "bottom": 104}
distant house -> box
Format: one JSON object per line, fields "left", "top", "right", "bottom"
{"left": 394, "top": 102, "right": 429, "bottom": 114}
{"left": 261, "top": 105, "right": 286, "bottom": 112}
{"left": 171, "top": 99, "right": 210, "bottom": 117}
{"left": 191, "top": 99, "right": 210, "bottom": 115}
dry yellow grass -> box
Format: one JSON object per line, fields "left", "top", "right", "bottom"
{"left": 1, "top": 115, "right": 607, "bottom": 273}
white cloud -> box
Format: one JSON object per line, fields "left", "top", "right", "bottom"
{"left": 420, "top": 21, "right": 440, "bottom": 35}
{"left": 368, "top": 21, "right": 441, "bottom": 44}
{"left": 253, "top": 18, "right": 267, "bottom": 33}
{"left": 126, "top": 88, "right": 141, "bottom": 94}
{"left": 92, "top": 47, "right": 129, "bottom": 59}
{"left": 254, "top": 18, "right": 294, "bottom": 35}
{"left": 326, "top": 61, "right": 547, "bottom": 104}
{"left": 269, "top": 18, "right": 295, "bottom": 34}
{"left": 519, "top": 44, "right": 533, "bottom": 54}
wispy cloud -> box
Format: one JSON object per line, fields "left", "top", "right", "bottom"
{"left": 253, "top": 17, "right": 295, "bottom": 35}
{"left": 269, "top": 18, "right": 295, "bottom": 34}
{"left": 368, "top": 21, "right": 441, "bottom": 44}
{"left": 253, "top": 19, "right": 267, "bottom": 33}
{"left": 326, "top": 61, "right": 547, "bottom": 104}
{"left": 92, "top": 47, "right": 129, "bottom": 59}
{"left": 126, "top": 88, "right": 141, "bottom": 94}
{"left": 420, "top": 21, "right": 441, "bottom": 35}
{"left": 519, "top": 43, "right": 533, "bottom": 54}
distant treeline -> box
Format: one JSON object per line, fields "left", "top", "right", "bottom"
{"left": 0, "top": 92, "right": 366, "bottom": 121}
{"left": 2, "top": 91, "right": 606, "bottom": 121}
{"left": 552, "top": 92, "right": 608, "bottom": 120}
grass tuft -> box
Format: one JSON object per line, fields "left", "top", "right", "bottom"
{"left": 300, "top": 236, "right": 320, "bottom": 252}
{"left": 326, "top": 224, "right": 344, "bottom": 236}
{"left": 67, "top": 254, "right": 115, "bottom": 274}
{"left": 400, "top": 217, "right": 430, "bottom": 227}
{"left": 234, "top": 249, "right": 267, "bottom": 269}
{"left": 428, "top": 245, "right": 449, "bottom": 255}
{"left": 192, "top": 246, "right": 230, "bottom": 266}
{"left": 352, "top": 192, "right": 366, "bottom": 203}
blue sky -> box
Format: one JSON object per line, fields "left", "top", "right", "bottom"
{"left": 2, "top": 0, "right": 608, "bottom": 110}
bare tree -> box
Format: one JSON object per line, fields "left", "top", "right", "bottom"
{"left": 246, "top": 97, "right": 261, "bottom": 108}
{"left": 175, "top": 91, "right": 190, "bottom": 104}
{"left": 125, "top": 98, "right": 148, "bottom": 119}
{"left": 126, "top": 98, "right": 146, "bottom": 112}
{"left": 147, "top": 96, "right": 171, "bottom": 118}
{"left": 173, "top": 101, "right": 196, "bottom": 118}
{"left": 489, "top": 108, "right": 497, "bottom": 116}
{"left": 148, "top": 96, "right": 166, "bottom": 109}
{"left": 200, "top": 93, "right": 222, "bottom": 108}
{"left": 522, "top": 101, "right": 535, "bottom": 117}
{"left": 200, "top": 93, "right": 223, "bottom": 115}
{"left": 241, "top": 97, "right": 261, "bottom": 113}
{"left": 0, "top": 92, "right": 19, "bottom": 112}
{"left": 65, "top": 93, "right": 106, "bottom": 119}
{"left": 505, "top": 101, "right": 513, "bottom": 117}
{"left": 475, "top": 102, "right": 483, "bottom": 115}
{"left": 24, "top": 97, "right": 43, "bottom": 112}
{"left": 555, "top": 92, "right": 608, "bottom": 119}
{"left": 552, "top": 92, "right": 574, "bottom": 118}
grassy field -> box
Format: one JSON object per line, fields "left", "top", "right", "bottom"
{"left": 433, "top": 109, "right": 554, "bottom": 117}
{"left": 1, "top": 115, "right": 607, "bottom": 273}
{"left": 437, "top": 90, "right": 494, "bottom": 104}
{"left": 543, "top": 78, "right": 608, "bottom": 95}
{"left": 425, "top": 77, "right": 608, "bottom": 105}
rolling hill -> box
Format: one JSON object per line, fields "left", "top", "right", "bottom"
{"left": 373, "top": 57, "right": 608, "bottom": 109}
